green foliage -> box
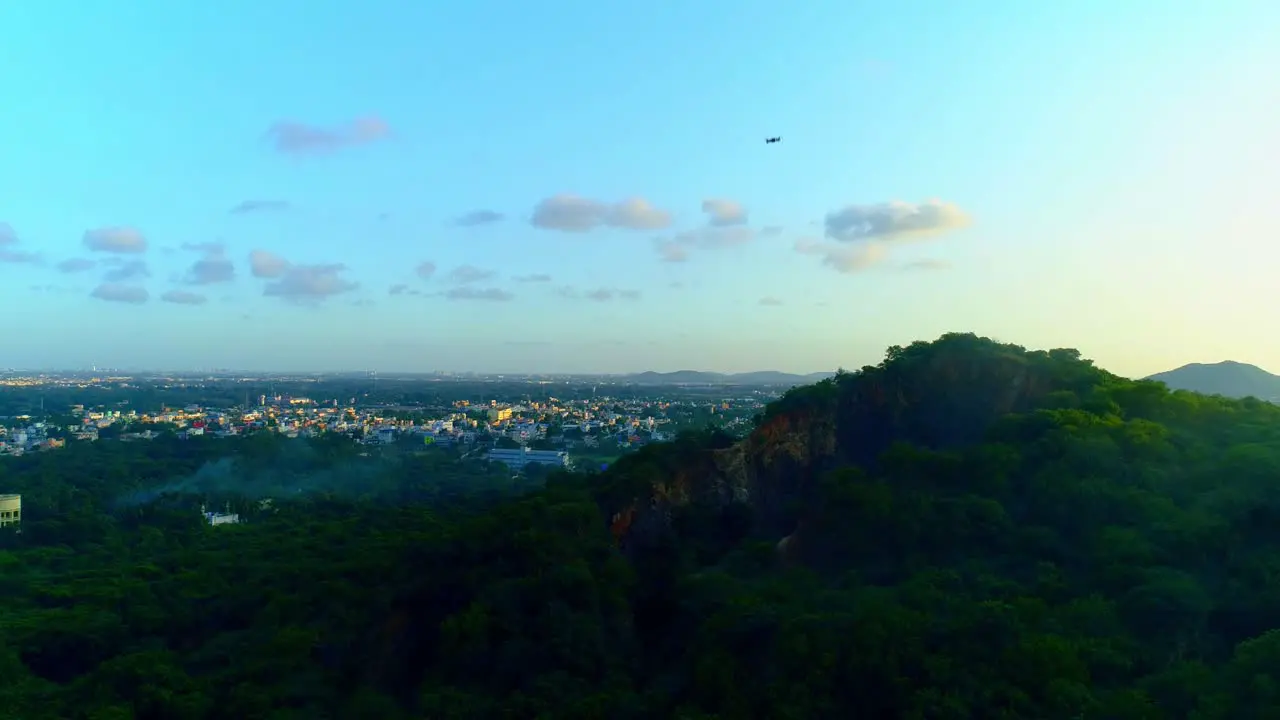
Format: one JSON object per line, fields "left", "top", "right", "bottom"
{"left": 7, "top": 332, "right": 1280, "bottom": 716}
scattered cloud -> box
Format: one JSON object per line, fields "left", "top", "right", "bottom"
{"left": 230, "top": 200, "right": 291, "bottom": 214}
{"left": 824, "top": 199, "right": 970, "bottom": 243}
{"left": 902, "top": 259, "right": 951, "bottom": 271}
{"left": 415, "top": 261, "right": 437, "bottom": 280}
{"left": 56, "top": 258, "right": 96, "bottom": 273}
{"left": 556, "top": 285, "right": 642, "bottom": 301}
{"left": 455, "top": 209, "right": 504, "bottom": 226}
{"left": 161, "top": 290, "right": 207, "bottom": 305}
{"left": 795, "top": 237, "right": 889, "bottom": 273}
{"left": 84, "top": 227, "right": 148, "bottom": 254}
{"left": 262, "top": 263, "right": 358, "bottom": 303}
{"left": 448, "top": 264, "right": 496, "bottom": 285}
{"left": 266, "top": 117, "right": 391, "bottom": 156}
{"left": 701, "top": 199, "right": 748, "bottom": 226}
{"left": 0, "top": 249, "right": 40, "bottom": 264}
{"left": 652, "top": 226, "right": 753, "bottom": 261}
{"left": 513, "top": 273, "right": 552, "bottom": 283}
{"left": 443, "top": 287, "right": 514, "bottom": 302}
{"left": 693, "top": 226, "right": 753, "bottom": 249}
{"left": 653, "top": 239, "right": 689, "bottom": 263}
{"left": 759, "top": 296, "right": 784, "bottom": 306}
{"left": 531, "top": 194, "right": 672, "bottom": 232}
{"left": 90, "top": 283, "right": 148, "bottom": 304}
{"left": 103, "top": 259, "right": 150, "bottom": 282}
{"left": 583, "top": 287, "right": 642, "bottom": 302}
{"left": 0, "top": 222, "right": 39, "bottom": 265}
{"left": 183, "top": 244, "right": 235, "bottom": 285}
{"left": 388, "top": 283, "right": 422, "bottom": 296}
{"left": 795, "top": 199, "right": 967, "bottom": 274}
{"left": 249, "top": 250, "right": 290, "bottom": 279}
{"left": 760, "top": 225, "right": 783, "bottom": 237}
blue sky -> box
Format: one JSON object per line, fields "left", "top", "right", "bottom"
{"left": 1, "top": 0, "right": 1277, "bottom": 374}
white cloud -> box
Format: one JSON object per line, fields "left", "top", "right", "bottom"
{"left": 83, "top": 227, "right": 148, "bottom": 254}
{"left": 443, "top": 287, "right": 513, "bottom": 302}
{"left": 795, "top": 237, "right": 889, "bottom": 273}
{"left": 824, "top": 199, "right": 970, "bottom": 243}
{"left": 249, "top": 250, "right": 290, "bottom": 279}
{"left": 563, "top": 287, "right": 643, "bottom": 302}
{"left": 181, "top": 243, "right": 235, "bottom": 285}
{"left": 653, "top": 239, "right": 689, "bottom": 263}
{"left": 266, "top": 117, "right": 391, "bottom": 155}
{"left": 531, "top": 194, "right": 672, "bottom": 232}
{"left": 415, "top": 261, "right": 437, "bottom": 280}
{"left": 701, "top": 199, "right": 748, "bottom": 226}
{"left": 797, "top": 199, "right": 969, "bottom": 274}
{"left": 90, "top": 283, "right": 148, "bottom": 304}
{"left": 448, "top": 264, "right": 497, "bottom": 284}
{"left": 456, "top": 209, "right": 504, "bottom": 226}
{"left": 652, "top": 226, "right": 753, "bottom": 261}
{"left": 262, "top": 263, "right": 358, "bottom": 303}
{"left": 56, "top": 258, "right": 96, "bottom": 273}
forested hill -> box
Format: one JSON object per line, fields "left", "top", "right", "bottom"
{"left": 6, "top": 332, "right": 1280, "bottom": 717}
{"left": 1146, "top": 359, "right": 1280, "bottom": 401}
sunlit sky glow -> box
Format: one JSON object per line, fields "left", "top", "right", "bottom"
{"left": 1, "top": 0, "right": 1277, "bottom": 374}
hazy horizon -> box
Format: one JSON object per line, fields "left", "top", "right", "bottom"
{"left": 2, "top": 0, "right": 1277, "bottom": 376}
{"left": 4, "top": 352, "right": 1272, "bottom": 380}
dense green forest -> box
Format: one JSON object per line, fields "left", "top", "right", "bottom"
{"left": 5, "top": 332, "right": 1280, "bottom": 717}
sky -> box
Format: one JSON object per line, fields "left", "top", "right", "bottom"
{"left": 1, "top": 1, "right": 1277, "bottom": 375}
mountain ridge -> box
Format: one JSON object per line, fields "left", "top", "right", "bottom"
{"left": 1145, "top": 359, "right": 1280, "bottom": 400}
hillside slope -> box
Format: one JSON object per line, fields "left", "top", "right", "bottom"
{"left": 604, "top": 333, "right": 1118, "bottom": 549}
{"left": 588, "top": 332, "right": 1280, "bottom": 716}
{"left": 1147, "top": 360, "right": 1280, "bottom": 400}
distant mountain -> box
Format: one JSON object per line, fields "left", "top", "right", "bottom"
{"left": 1145, "top": 360, "right": 1280, "bottom": 400}
{"left": 617, "top": 370, "right": 836, "bottom": 387}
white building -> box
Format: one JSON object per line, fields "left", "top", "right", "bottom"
{"left": 487, "top": 447, "right": 569, "bottom": 470}
{"left": 0, "top": 494, "right": 20, "bottom": 528}
{"left": 201, "top": 503, "right": 241, "bottom": 526}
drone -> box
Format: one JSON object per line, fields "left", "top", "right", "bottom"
{"left": 765, "top": 137, "right": 782, "bottom": 144}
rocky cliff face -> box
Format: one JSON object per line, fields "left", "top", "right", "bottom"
{"left": 608, "top": 402, "right": 839, "bottom": 554}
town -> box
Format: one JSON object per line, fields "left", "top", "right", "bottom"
{"left": 0, "top": 371, "right": 791, "bottom": 472}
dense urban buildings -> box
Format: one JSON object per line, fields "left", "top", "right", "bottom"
{"left": 0, "top": 370, "right": 792, "bottom": 488}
